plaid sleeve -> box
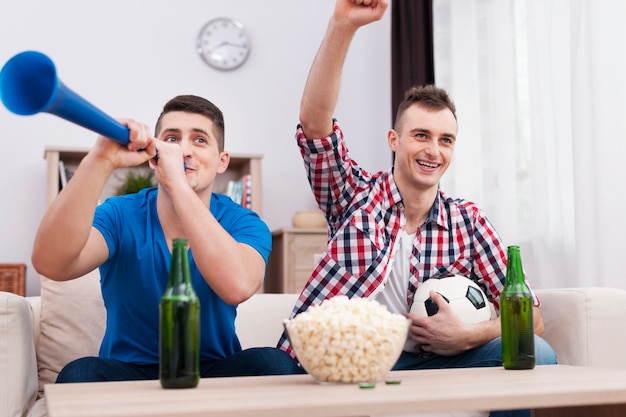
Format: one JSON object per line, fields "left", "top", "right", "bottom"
{"left": 296, "top": 120, "right": 372, "bottom": 228}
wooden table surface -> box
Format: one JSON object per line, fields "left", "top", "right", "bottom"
{"left": 45, "top": 365, "right": 626, "bottom": 417}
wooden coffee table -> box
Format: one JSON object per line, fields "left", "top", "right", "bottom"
{"left": 45, "top": 365, "right": 626, "bottom": 417}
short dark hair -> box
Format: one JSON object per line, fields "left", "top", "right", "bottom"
{"left": 154, "top": 95, "right": 225, "bottom": 152}
{"left": 394, "top": 85, "right": 457, "bottom": 132}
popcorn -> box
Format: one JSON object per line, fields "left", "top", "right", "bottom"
{"left": 284, "top": 296, "right": 410, "bottom": 383}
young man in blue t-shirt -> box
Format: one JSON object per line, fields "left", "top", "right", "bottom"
{"left": 32, "top": 94, "right": 302, "bottom": 382}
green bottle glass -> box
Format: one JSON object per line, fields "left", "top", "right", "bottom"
{"left": 501, "top": 245, "right": 535, "bottom": 370}
{"left": 159, "top": 238, "right": 200, "bottom": 388}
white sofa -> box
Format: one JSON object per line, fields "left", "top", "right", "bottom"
{"left": 2, "top": 271, "right": 626, "bottom": 417}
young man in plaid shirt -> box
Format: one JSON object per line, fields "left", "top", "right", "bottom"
{"left": 279, "top": 1, "right": 556, "bottom": 415}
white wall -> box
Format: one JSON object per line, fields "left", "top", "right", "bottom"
{"left": 0, "top": 0, "right": 392, "bottom": 295}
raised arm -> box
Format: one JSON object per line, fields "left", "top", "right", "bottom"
{"left": 299, "top": 0, "right": 388, "bottom": 138}
{"left": 31, "top": 120, "right": 157, "bottom": 280}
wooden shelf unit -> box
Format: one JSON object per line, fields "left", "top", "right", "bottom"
{"left": 44, "top": 146, "right": 263, "bottom": 216}
{"left": 265, "top": 228, "right": 328, "bottom": 293}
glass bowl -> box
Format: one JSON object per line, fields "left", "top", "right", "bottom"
{"left": 283, "top": 296, "right": 410, "bottom": 384}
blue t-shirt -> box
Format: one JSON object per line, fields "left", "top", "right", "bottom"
{"left": 92, "top": 187, "right": 271, "bottom": 365}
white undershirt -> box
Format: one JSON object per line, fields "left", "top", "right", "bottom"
{"left": 376, "top": 229, "right": 415, "bottom": 316}
{"left": 375, "top": 228, "right": 420, "bottom": 352}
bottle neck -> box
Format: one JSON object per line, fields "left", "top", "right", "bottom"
{"left": 506, "top": 246, "right": 525, "bottom": 286}
{"left": 169, "top": 239, "right": 191, "bottom": 286}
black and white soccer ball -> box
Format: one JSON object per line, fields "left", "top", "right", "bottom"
{"left": 409, "top": 274, "right": 493, "bottom": 356}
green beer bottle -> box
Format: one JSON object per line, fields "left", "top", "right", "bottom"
{"left": 159, "top": 238, "right": 200, "bottom": 388}
{"left": 501, "top": 245, "right": 535, "bottom": 370}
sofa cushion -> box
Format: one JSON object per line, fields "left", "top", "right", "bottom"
{"left": 0, "top": 291, "right": 38, "bottom": 417}
{"left": 37, "top": 271, "right": 106, "bottom": 396}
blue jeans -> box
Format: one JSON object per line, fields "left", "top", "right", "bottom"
{"left": 56, "top": 347, "right": 305, "bottom": 383}
{"left": 393, "top": 336, "right": 557, "bottom": 417}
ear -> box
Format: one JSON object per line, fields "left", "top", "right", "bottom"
{"left": 217, "top": 151, "right": 230, "bottom": 174}
{"left": 388, "top": 129, "right": 398, "bottom": 152}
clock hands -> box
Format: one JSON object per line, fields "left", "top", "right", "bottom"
{"left": 207, "top": 41, "right": 248, "bottom": 53}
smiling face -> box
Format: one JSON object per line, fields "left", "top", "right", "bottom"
{"left": 156, "top": 111, "right": 228, "bottom": 197}
{"left": 389, "top": 103, "right": 458, "bottom": 195}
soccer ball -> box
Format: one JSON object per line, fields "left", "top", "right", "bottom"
{"left": 409, "top": 275, "right": 493, "bottom": 356}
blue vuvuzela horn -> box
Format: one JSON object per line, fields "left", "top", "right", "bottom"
{"left": 0, "top": 51, "right": 129, "bottom": 145}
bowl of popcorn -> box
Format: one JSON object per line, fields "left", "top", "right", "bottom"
{"left": 283, "top": 296, "right": 411, "bottom": 384}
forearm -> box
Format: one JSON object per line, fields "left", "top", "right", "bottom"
{"left": 300, "top": 0, "right": 388, "bottom": 137}
{"left": 469, "top": 305, "right": 544, "bottom": 349}
{"left": 32, "top": 153, "right": 114, "bottom": 279}
{"left": 299, "top": 18, "right": 357, "bottom": 138}
{"left": 465, "top": 317, "right": 502, "bottom": 350}
{"left": 170, "top": 188, "right": 265, "bottom": 304}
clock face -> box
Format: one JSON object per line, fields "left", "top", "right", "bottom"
{"left": 196, "top": 18, "right": 251, "bottom": 71}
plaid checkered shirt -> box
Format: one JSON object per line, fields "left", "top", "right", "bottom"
{"left": 278, "top": 120, "right": 529, "bottom": 357}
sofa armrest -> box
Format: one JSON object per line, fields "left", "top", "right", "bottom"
{"left": 0, "top": 291, "right": 38, "bottom": 417}
{"left": 535, "top": 287, "right": 626, "bottom": 368}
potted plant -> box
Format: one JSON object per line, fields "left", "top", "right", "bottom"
{"left": 115, "top": 170, "right": 156, "bottom": 195}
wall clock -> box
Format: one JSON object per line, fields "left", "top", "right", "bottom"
{"left": 196, "top": 17, "right": 251, "bottom": 71}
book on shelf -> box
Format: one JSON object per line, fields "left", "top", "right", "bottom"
{"left": 58, "top": 160, "right": 68, "bottom": 188}
{"left": 225, "top": 174, "right": 252, "bottom": 209}
{"left": 242, "top": 174, "right": 252, "bottom": 209}
{"left": 58, "top": 160, "right": 77, "bottom": 189}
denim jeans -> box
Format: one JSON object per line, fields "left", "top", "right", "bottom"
{"left": 56, "top": 347, "right": 305, "bottom": 383}
{"left": 392, "top": 335, "right": 557, "bottom": 417}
